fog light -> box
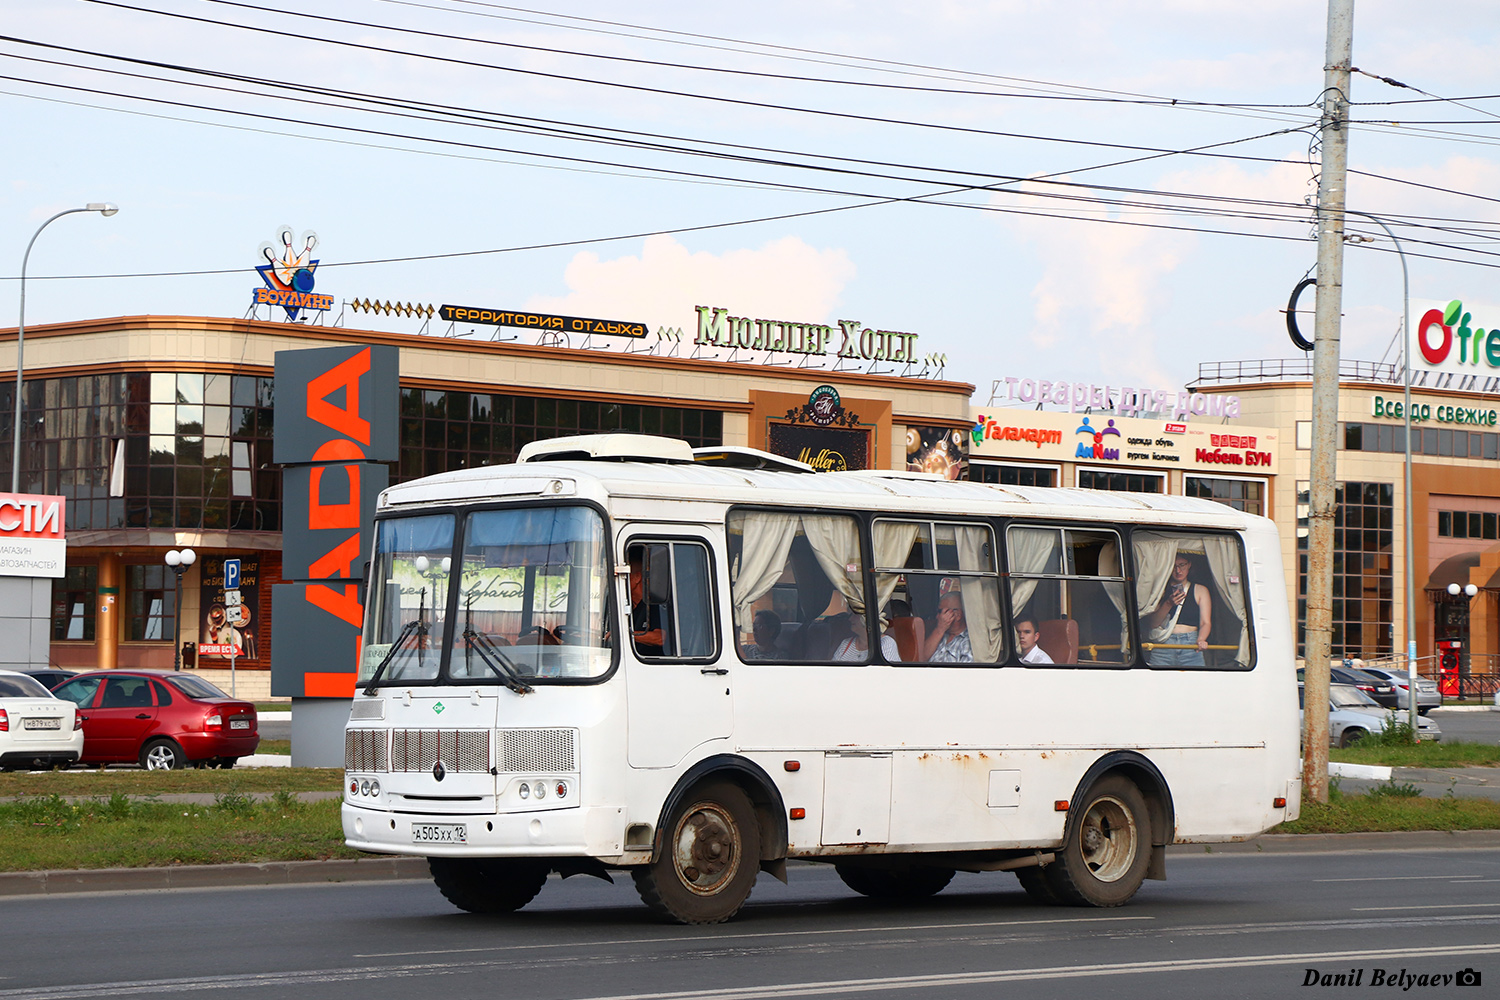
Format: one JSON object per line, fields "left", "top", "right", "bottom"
{"left": 518, "top": 783, "right": 530, "bottom": 799}
{"left": 555, "top": 781, "right": 568, "bottom": 799}
{"left": 533, "top": 781, "right": 546, "bottom": 799}
{"left": 349, "top": 779, "right": 359, "bottom": 794}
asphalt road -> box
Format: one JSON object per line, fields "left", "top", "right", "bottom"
{"left": 3, "top": 847, "right": 1497, "bottom": 1000}
{"left": 1428, "top": 707, "right": 1500, "bottom": 745}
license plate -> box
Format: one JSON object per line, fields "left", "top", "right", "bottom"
{"left": 412, "top": 823, "right": 467, "bottom": 844}
{"left": 229, "top": 718, "right": 250, "bottom": 730}
{"left": 23, "top": 718, "right": 61, "bottom": 731}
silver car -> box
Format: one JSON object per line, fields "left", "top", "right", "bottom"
{"left": 1356, "top": 666, "right": 1442, "bottom": 715}
{"left": 1299, "top": 683, "right": 1442, "bottom": 747}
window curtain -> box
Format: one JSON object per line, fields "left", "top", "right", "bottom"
{"left": 1097, "top": 541, "right": 1132, "bottom": 656}
{"left": 801, "top": 514, "right": 866, "bottom": 616}
{"left": 1200, "top": 534, "right": 1250, "bottom": 664}
{"left": 1007, "top": 527, "right": 1060, "bottom": 614}
{"left": 872, "top": 521, "right": 921, "bottom": 619}
{"left": 955, "top": 524, "right": 1003, "bottom": 662}
{"left": 1132, "top": 532, "right": 1180, "bottom": 615}
{"left": 729, "top": 512, "right": 801, "bottom": 632}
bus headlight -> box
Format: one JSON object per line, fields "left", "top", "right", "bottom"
{"left": 518, "top": 782, "right": 530, "bottom": 800}
{"left": 533, "top": 781, "right": 546, "bottom": 799}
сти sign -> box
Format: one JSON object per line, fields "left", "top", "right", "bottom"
{"left": 272, "top": 345, "right": 397, "bottom": 699}
{"left": 0, "top": 493, "right": 65, "bottom": 579}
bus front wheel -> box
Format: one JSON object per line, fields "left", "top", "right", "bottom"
{"left": 428, "top": 857, "right": 550, "bottom": 914}
{"left": 1046, "top": 775, "right": 1151, "bottom": 907}
{"left": 634, "top": 781, "right": 760, "bottom": 924}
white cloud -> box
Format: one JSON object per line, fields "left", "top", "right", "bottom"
{"left": 526, "top": 234, "right": 857, "bottom": 329}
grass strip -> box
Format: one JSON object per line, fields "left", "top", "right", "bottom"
{"left": 0, "top": 793, "right": 360, "bottom": 871}
{"left": 1331, "top": 739, "right": 1500, "bottom": 768}
{"left": 1276, "top": 783, "right": 1500, "bottom": 834}
{"left": 0, "top": 768, "right": 342, "bottom": 797}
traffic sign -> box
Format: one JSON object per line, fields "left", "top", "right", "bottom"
{"left": 224, "top": 589, "right": 242, "bottom": 609}
{"left": 224, "top": 558, "right": 241, "bottom": 591}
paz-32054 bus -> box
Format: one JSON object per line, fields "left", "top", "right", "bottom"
{"left": 343, "top": 433, "right": 1301, "bottom": 924}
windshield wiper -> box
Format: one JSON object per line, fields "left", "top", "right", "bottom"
{"left": 361, "top": 618, "right": 426, "bottom": 694}
{"left": 463, "top": 628, "right": 534, "bottom": 695}
{"left": 462, "top": 596, "right": 533, "bottom": 695}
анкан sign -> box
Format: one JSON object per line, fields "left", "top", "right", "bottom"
{"left": 0, "top": 493, "right": 65, "bottom": 579}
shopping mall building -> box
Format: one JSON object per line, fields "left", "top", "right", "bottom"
{"left": 0, "top": 307, "right": 972, "bottom": 697}
{"left": 6, "top": 305, "right": 1500, "bottom": 697}
{"left": 969, "top": 360, "right": 1500, "bottom": 689}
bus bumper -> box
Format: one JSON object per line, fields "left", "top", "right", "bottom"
{"left": 342, "top": 802, "right": 626, "bottom": 859}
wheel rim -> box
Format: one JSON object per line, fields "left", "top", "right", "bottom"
{"left": 144, "top": 744, "right": 176, "bottom": 770}
{"left": 670, "top": 801, "right": 742, "bottom": 896}
{"left": 1077, "top": 794, "right": 1139, "bottom": 883}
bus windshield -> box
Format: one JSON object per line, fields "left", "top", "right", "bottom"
{"left": 451, "top": 505, "right": 612, "bottom": 682}
{"left": 361, "top": 505, "right": 613, "bottom": 686}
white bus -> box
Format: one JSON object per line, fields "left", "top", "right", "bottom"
{"left": 343, "top": 433, "right": 1301, "bottom": 924}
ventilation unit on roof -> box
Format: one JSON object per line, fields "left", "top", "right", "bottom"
{"left": 691, "top": 446, "right": 814, "bottom": 473}
{"left": 516, "top": 433, "right": 695, "bottom": 464}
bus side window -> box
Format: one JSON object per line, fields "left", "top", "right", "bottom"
{"left": 628, "top": 541, "right": 717, "bottom": 661}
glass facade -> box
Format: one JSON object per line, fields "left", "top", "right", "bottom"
{"left": 968, "top": 463, "right": 1056, "bottom": 487}
{"left": 1342, "top": 420, "right": 1500, "bottom": 460}
{"left": 0, "top": 372, "right": 279, "bottom": 532}
{"left": 1077, "top": 469, "right": 1163, "bottom": 493}
{"left": 397, "top": 388, "right": 723, "bottom": 479}
{"left": 1296, "top": 480, "right": 1394, "bottom": 659}
{"left": 1185, "top": 475, "right": 1266, "bottom": 516}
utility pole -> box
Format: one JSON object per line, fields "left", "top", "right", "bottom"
{"left": 1303, "top": 0, "right": 1355, "bottom": 805}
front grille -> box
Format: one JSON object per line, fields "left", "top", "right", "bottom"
{"left": 390, "top": 729, "right": 491, "bottom": 772}
{"left": 345, "top": 729, "right": 388, "bottom": 772}
{"left": 500, "top": 729, "right": 575, "bottom": 773}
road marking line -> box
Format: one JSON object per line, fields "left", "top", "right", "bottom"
{"left": 1316, "top": 875, "right": 1482, "bottom": 882}
{"left": 1352, "top": 903, "right": 1500, "bottom": 911}
{"left": 8, "top": 943, "right": 1499, "bottom": 999}
{"left": 355, "top": 915, "right": 1156, "bottom": 958}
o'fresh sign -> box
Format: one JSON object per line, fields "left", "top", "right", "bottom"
{"left": 1414, "top": 299, "right": 1500, "bottom": 373}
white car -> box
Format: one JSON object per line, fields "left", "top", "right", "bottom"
{"left": 1299, "top": 683, "right": 1442, "bottom": 748}
{"left": 0, "top": 669, "right": 83, "bottom": 771}
{"left": 1356, "top": 666, "right": 1443, "bottom": 715}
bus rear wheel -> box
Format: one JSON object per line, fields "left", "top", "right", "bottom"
{"left": 1014, "top": 865, "right": 1061, "bottom": 904}
{"left": 835, "top": 863, "right": 954, "bottom": 899}
{"left": 428, "top": 857, "right": 550, "bottom": 914}
{"left": 1046, "top": 775, "right": 1151, "bottom": 907}
{"left": 634, "top": 781, "right": 760, "bottom": 924}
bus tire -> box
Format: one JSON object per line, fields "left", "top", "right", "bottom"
{"left": 428, "top": 857, "right": 550, "bottom": 914}
{"left": 1045, "top": 775, "right": 1150, "bottom": 907}
{"left": 634, "top": 780, "right": 759, "bottom": 924}
{"left": 835, "top": 863, "right": 954, "bottom": 899}
{"left": 1015, "top": 866, "right": 1062, "bottom": 905}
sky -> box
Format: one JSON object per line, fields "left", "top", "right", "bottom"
{"left": 4, "top": 0, "right": 1499, "bottom": 407}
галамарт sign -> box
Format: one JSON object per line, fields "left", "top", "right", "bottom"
{"left": 440, "top": 304, "right": 647, "bottom": 338}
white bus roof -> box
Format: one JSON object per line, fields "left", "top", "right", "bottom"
{"left": 381, "top": 435, "right": 1259, "bottom": 529}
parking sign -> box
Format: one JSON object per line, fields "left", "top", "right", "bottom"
{"left": 224, "top": 558, "right": 241, "bottom": 591}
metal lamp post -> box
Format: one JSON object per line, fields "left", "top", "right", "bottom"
{"left": 165, "top": 548, "right": 196, "bottom": 670}
{"left": 12, "top": 203, "right": 119, "bottom": 494}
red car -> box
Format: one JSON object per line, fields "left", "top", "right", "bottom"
{"left": 51, "top": 670, "right": 259, "bottom": 769}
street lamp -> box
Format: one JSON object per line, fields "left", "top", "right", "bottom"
{"left": 11, "top": 203, "right": 119, "bottom": 493}
{"left": 165, "top": 548, "right": 196, "bottom": 671}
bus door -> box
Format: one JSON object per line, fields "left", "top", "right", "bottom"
{"left": 623, "top": 535, "right": 732, "bottom": 767}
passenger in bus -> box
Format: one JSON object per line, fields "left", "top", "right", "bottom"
{"left": 922, "top": 592, "right": 973, "bottom": 662}
{"left": 628, "top": 552, "right": 667, "bottom": 656}
{"left": 742, "top": 610, "right": 782, "bottom": 659}
{"left": 1145, "top": 554, "right": 1212, "bottom": 666}
{"left": 1015, "top": 618, "right": 1053, "bottom": 664}
{"left": 830, "top": 612, "right": 901, "bottom": 663}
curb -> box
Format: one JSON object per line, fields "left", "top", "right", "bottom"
{"left": 0, "top": 856, "right": 430, "bottom": 897}
{"left": 1168, "top": 828, "right": 1500, "bottom": 855}
{"left": 6, "top": 830, "right": 1500, "bottom": 897}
